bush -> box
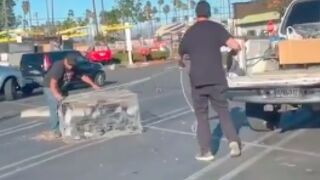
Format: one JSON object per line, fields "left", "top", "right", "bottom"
{"left": 150, "top": 50, "right": 170, "bottom": 60}
{"left": 112, "top": 50, "right": 170, "bottom": 64}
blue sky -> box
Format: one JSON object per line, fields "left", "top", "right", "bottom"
{"left": 14, "top": 0, "right": 248, "bottom": 23}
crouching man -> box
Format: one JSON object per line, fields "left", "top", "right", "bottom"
{"left": 43, "top": 53, "right": 101, "bottom": 138}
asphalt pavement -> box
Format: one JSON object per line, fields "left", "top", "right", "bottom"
{"left": 0, "top": 61, "right": 319, "bottom": 180}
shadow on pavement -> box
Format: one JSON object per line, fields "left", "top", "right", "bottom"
{"left": 210, "top": 106, "right": 320, "bottom": 155}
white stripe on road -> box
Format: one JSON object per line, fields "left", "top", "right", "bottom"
{"left": 0, "top": 107, "right": 189, "bottom": 178}
{"left": 142, "top": 107, "right": 189, "bottom": 123}
{"left": 0, "top": 121, "right": 39, "bottom": 133}
{"left": 218, "top": 130, "right": 305, "bottom": 180}
{"left": 184, "top": 129, "right": 281, "bottom": 180}
{"left": 148, "top": 126, "right": 320, "bottom": 159}
{"left": 0, "top": 123, "right": 44, "bottom": 138}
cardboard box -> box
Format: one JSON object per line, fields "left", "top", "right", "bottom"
{"left": 278, "top": 39, "right": 320, "bottom": 65}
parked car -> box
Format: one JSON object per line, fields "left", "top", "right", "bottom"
{"left": 0, "top": 66, "right": 31, "bottom": 100}
{"left": 85, "top": 44, "right": 112, "bottom": 64}
{"left": 20, "top": 50, "right": 106, "bottom": 93}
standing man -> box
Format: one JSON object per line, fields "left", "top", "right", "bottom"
{"left": 179, "top": 1, "right": 242, "bottom": 161}
{"left": 43, "top": 53, "right": 101, "bottom": 138}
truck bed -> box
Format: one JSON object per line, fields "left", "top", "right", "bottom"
{"left": 228, "top": 69, "right": 320, "bottom": 88}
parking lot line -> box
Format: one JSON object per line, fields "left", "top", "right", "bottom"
{"left": 0, "top": 121, "right": 39, "bottom": 133}
{"left": 4, "top": 101, "right": 40, "bottom": 108}
{"left": 0, "top": 107, "right": 189, "bottom": 179}
{"left": 218, "top": 130, "right": 305, "bottom": 180}
{"left": 0, "top": 122, "right": 44, "bottom": 138}
{"left": 184, "top": 129, "right": 280, "bottom": 180}
{"left": 147, "top": 126, "right": 320, "bottom": 159}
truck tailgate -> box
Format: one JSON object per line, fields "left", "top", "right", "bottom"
{"left": 228, "top": 70, "right": 320, "bottom": 88}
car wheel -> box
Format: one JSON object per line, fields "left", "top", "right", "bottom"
{"left": 94, "top": 72, "right": 106, "bottom": 87}
{"left": 246, "top": 103, "right": 280, "bottom": 131}
{"left": 4, "top": 78, "right": 18, "bottom": 101}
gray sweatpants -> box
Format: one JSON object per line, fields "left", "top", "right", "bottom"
{"left": 191, "top": 84, "right": 240, "bottom": 153}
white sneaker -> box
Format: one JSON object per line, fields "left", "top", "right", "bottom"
{"left": 229, "top": 141, "right": 241, "bottom": 157}
{"left": 195, "top": 151, "right": 215, "bottom": 161}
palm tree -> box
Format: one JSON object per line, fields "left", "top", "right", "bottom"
{"left": 85, "top": 9, "right": 93, "bottom": 24}
{"left": 22, "top": 0, "right": 30, "bottom": 29}
{"left": 163, "top": 4, "right": 170, "bottom": 24}
{"left": 68, "top": 9, "right": 74, "bottom": 19}
{"left": 157, "top": 0, "right": 164, "bottom": 23}
{"left": 190, "top": 0, "right": 196, "bottom": 17}
{"left": 144, "top": 1, "right": 153, "bottom": 36}
{"left": 173, "top": 0, "right": 179, "bottom": 21}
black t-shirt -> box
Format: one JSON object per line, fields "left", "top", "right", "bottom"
{"left": 43, "top": 61, "right": 83, "bottom": 93}
{"left": 179, "top": 20, "right": 231, "bottom": 87}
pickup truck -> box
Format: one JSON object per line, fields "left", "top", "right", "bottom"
{"left": 226, "top": 0, "right": 320, "bottom": 130}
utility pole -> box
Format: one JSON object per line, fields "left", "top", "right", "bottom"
{"left": 227, "top": 0, "right": 231, "bottom": 19}
{"left": 46, "top": 0, "right": 50, "bottom": 24}
{"left": 101, "top": 0, "right": 105, "bottom": 24}
{"left": 92, "top": 0, "right": 99, "bottom": 35}
{"left": 35, "top": 12, "right": 39, "bottom": 27}
{"left": 28, "top": 0, "right": 32, "bottom": 28}
{"left": 51, "top": 0, "right": 55, "bottom": 27}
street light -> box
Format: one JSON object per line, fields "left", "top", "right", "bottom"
{"left": 92, "top": 0, "right": 99, "bottom": 35}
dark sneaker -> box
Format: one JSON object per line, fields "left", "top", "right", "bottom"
{"left": 229, "top": 141, "right": 241, "bottom": 157}
{"left": 195, "top": 151, "right": 215, "bottom": 161}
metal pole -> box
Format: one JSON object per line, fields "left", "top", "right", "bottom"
{"left": 51, "top": 0, "right": 55, "bottom": 26}
{"left": 28, "top": 0, "right": 32, "bottom": 28}
{"left": 227, "top": 0, "right": 231, "bottom": 19}
{"left": 92, "top": 0, "right": 99, "bottom": 35}
{"left": 46, "top": 0, "right": 50, "bottom": 24}
{"left": 101, "top": 0, "right": 105, "bottom": 24}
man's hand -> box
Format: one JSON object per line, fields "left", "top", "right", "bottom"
{"left": 92, "top": 84, "right": 102, "bottom": 91}
{"left": 81, "top": 75, "right": 101, "bottom": 90}
{"left": 55, "top": 94, "right": 64, "bottom": 102}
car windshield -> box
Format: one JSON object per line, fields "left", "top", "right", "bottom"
{"left": 76, "top": 54, "right": 89, "bottom": 63}
{"left": 282, "top": 0, "right": 320, "bottom": 34}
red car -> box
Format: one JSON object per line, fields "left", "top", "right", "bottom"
{"left": 86, "top": 45, "right": 112, "bottom": 64}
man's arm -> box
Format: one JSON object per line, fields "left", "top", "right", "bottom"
{"left": 178, "top": 35, "right": 188, "bottom": 68}
{"left": 50, "top": 78, "right": 63, "bottom": 101}
{"left": 226, "top": 38, "right": 241, "bottom": 55}
{"left": 81, "top": 75, "right": 101, "bottom": 90}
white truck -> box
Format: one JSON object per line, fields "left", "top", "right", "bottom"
{"left": 227, "top": 0, "right": 320, "bottom": 130}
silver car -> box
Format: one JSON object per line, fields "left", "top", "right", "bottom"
{"left": 0, "top": 66, "right": 30, "bottom": 100}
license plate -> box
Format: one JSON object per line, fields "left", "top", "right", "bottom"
{"left": 274, "top": 88, "right": 302, "bottom": 98}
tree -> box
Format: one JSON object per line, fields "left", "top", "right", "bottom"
{"left": 22, "top": 0, "right": 30, "bottom": 29}
{"left": 68, "top": 9, "right": 75, "bottom": 19}
{"left": 0, "top": 0, "right": 16, "bottom": 31}
{"left": 116, "top": 0, "right": 144, "bottom": 23}
{"left": 77, "top": 17, "right": 87, "bottom": 26}
{"left": 15, "top": 15, "right": 23, "bottom": 27}
{"left": 61, "top": 10, "right": 77, "bottom": 30}
{"left": 100, "top": 9, "right": 121, "bottom": 25}
{"left": 190, "top": 0, "right": 196, "bottom": 16}
{"left": 267, "top": 0, "right": 291, "bottom": 15}
{"left": 157, "top": 0, "right": 164, "bottom": 23}
{"left": 152, "top": 7, "right": 158, "bottom": 16}
{"left": 163, "top": 4, "right": 170, "bottom": 24}
{"left": 85, "top": 9, "right": 93, "bottom": 24}
{"left": 144, "top": 1, "right": 153, "bottom": 21}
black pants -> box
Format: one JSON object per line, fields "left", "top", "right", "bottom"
{"left": 191, "top": 84, "right": 240, "bottom": 153}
